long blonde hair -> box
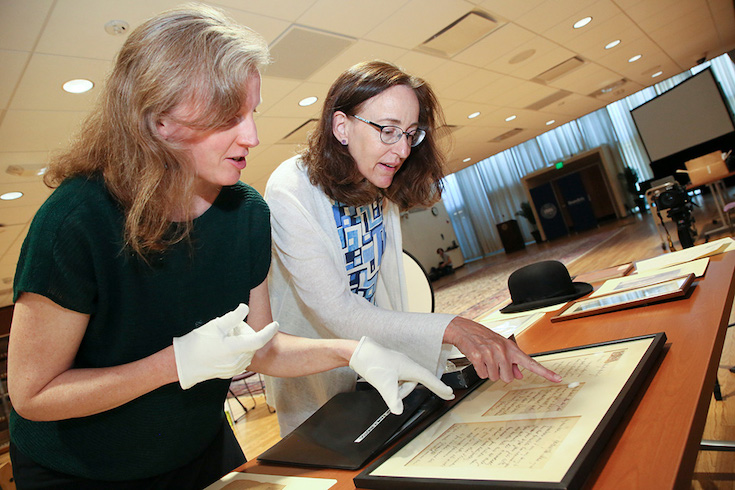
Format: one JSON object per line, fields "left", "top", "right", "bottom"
{"left": 44, "top": 4, "right": 269, "bottom": 256}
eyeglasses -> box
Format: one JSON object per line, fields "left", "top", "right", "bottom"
{"left": 351, "top": 114, "right": 426, "bottom": 147}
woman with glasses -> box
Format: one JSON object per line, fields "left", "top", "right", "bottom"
{"left": 264, "top": 60, "right": 561, "bottom": 436}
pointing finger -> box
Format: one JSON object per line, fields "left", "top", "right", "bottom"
{"left": 519, "top": 356, "right": 561, "bottom": 383}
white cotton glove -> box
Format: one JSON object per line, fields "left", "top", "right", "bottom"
{"left": 173, "top": 304, "right": 279, "bottom": 389}
{"left": 349, "top": 337, "right": 454, "bottom": 415}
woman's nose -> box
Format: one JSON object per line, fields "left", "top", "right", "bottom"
{"left": 393, "top": 134, "right": 411, "bottom": 158}
{"left": 237, "top": 117, "right": 259, "bottom": 148}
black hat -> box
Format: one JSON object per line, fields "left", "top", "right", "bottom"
{"left": 500, "top": 260, "right": 592, "bottom": 314}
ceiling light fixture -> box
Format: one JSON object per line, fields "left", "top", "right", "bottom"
{"left": 104, "top": 20, "right": 129, "bottom": 36}
{"left": 505, "top": 115, "right": 517, "bottom": 122}
{"left": 463, "top": 157, "right": 471, "bottom": 162}
{"left": 0, "top": 192, "right": 23, "bottom": 201}
{"left": 628, "top": 54, "right": 642, "bottom": 63}
{"left": 6, "top": 164, "right": 46, "bottom": 177}
{"left": 62, "top": 79, "right": 94, "bottom": 94}
{"left": 605, "top": 40, "right": 621, "bottom": 49}
{"left": 573, "top": 17, "right": 592, "bottom": 29}
{"left": 652, "top": 71, "right": 663, "bottom": 78}
{"left": 298, "top": 96, "right": 318, "bottom": 107}
{"left": 468, "top": 111, "right": 480, "bottom": 119}
{"left": 546, "top": 119, "right": 556, "bottom": 126}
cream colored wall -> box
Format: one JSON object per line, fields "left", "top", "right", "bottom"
{"left": 400, "top": 201, "right": 464, "bottom": 273}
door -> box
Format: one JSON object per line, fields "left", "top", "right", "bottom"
{"left": 557, "top": 172, "right": 598, "bottom": 232}
{"left": 529, "top": 183, "right": 567, "bottom": 240}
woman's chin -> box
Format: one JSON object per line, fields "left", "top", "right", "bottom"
{"left": 369, "top": 177, "right": 394, "bottom": 189}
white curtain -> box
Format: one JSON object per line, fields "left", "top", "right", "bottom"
{"left": 443, "top": 53, "right": 735, "bottom": 261}
{"left": 605, "top": 88, "right": 656, "bottom": 181}
{"left": 707, "top": 55, "right": 735, "bottom": 113}
{"left": 443, "top": 117, "right": 626, "bottom": 259}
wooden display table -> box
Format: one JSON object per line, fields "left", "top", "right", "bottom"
{"left": 234, "top": 252, "right": 735, "bottom": 489}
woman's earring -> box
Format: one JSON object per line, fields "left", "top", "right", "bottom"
{"left": 341, "top": 139, "right": 348, "bottom": 146}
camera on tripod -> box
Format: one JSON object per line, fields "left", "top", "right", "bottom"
{"left": 651, "top": 182, "right": 697, "bottom": 248}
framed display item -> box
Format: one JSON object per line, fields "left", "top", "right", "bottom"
{"left": 550, "top": 273, "right": 694, "bottom": 323}
{"left": 355, "top": 333, "right": 667, "bottom": 490}
{"left": 572, "top": 262, "right": 633, "bottom": 284}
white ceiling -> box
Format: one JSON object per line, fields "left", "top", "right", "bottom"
{"left": 0, "top": 0, "right": 734, "bottom": 308}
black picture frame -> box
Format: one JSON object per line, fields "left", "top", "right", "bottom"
{"left": 550, "top": 274, "right": 694, "bottom": 322}
{"left": 354, "top": 333, "right": 667, "bottom": 490}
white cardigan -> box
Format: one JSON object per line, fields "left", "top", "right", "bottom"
{"left": 264, "top": 156, "right": 454, "bottom": 435}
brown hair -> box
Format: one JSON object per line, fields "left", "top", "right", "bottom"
{"left": 44, "top": 3, "right": 269, "bottom": 256}
{"left": 301, "top": 60, "right": 447, "bottom": 210}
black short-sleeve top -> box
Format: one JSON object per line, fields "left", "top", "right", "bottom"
{"left": 11, "top": 175, "right": 270, "bottom": 480}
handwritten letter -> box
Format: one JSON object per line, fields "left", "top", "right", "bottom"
{"left": 406, "top": 418, "right": 579, "bottom": 470}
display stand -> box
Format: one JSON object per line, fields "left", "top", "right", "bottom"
{"left": 496, "top": 220, "right": 525, "bottom": 253}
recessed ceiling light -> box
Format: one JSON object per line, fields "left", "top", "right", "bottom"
{"left": 651, "top": 71, "right": 663, "bottom": 78}
{"left": 298, "top": 96, "right": 318, "bottom": 107}
{"left": 605, "top": 40, "right": 621, "bottom": 49}
{"left": 546, "top": 119, "right": 556, "bottom": 126}
{"left": 463, "top": 157, "right": 471, "bottom": 162}
{"left": 63, "top": 79, "right": 94, "bottom": 94}
{"left": 104, "top": 20, "right": 129, "bottom": 36}
{"left": 468, "top": 111, "right": 481, "bottom": 119}
{"left": 573, "top": 17, "right": 592, "bottom": 29}
{"left": 628, "top": 55, "right": 642, "bottom": 63}
{"left": 505, "top": 115, "right": 517, "bottom": 122}
{"left": 1, "top": 192, "right": 23, "bottom": 201}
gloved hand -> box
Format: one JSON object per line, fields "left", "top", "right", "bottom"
{"left": 349, "top": 337, "right": 454, "bottom": 414}
{"left": 173, "top": 304, "right": 279, "bottom": 389}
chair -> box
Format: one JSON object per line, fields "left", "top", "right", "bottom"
{"left": 401, "top": 250, "right": 435, "bottom": 313}
{"left": 226, "top": 371, "right": 269, "bottom": 423}
{"left": 724, "top": 201, "right": 735, "bottom": 232}
{"left": 699, "top": 312, "right": 735, "bottom": 452}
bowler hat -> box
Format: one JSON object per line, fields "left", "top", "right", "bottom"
{"left": 500, "top": 260, "right": 592, "bottom": 314}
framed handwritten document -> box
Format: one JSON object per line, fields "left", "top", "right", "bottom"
{"left": 550, "top": 274, "right": 694, "bottom": 322}
{"left": 354, "top": 333, "right": 666, "bottom": 490}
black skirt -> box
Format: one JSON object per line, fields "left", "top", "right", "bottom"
{"left": 10, "top": 418, "right": 246, "bottom": 490}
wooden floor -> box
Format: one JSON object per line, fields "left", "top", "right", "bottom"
{"left": 226, "top": 376, "right": 281, "bottom": 461}
{"left": 2, "top": 194, "right": 733, "bottom": 488}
